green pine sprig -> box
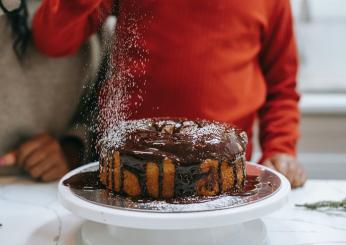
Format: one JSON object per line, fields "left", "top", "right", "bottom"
{"left": 296, "top": 198, "right": 346, "bottom": 211}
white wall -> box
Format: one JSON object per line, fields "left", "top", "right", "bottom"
{"left": 291, "top": 0, "right": 346, "bottom": 20}
{"left": 291, "top": 0, "right": 346, "bottom": 92}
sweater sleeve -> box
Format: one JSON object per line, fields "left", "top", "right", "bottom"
{"left": 32, "top": 0, "right": 113, "bottom": 57}
{"left": 258, "top": 0, "right": 300, "bottom": 163}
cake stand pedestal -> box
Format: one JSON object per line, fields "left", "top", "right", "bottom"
{"left": 59, "top": 162, "right": 290, "bottom": 245}
{"left": 80, "top": 219, "right": 267, "bottom": 245}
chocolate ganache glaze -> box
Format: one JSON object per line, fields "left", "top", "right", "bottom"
{"left": 98, "top": 118, "right": 248, "bottom": 199}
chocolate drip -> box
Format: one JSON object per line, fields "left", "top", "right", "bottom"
{"left": 115, "top": 155, "right": 214, "bottom": 198}
{"left": 98, "top": 118, "right": 248, "bottom": 198}
{"left": 111, "top": 153, "right": 115, "bottom": 193}
{"left": 158, "top": 162, "right": 163, "bottom": 198}
{"left": 218, "top": 161, "right": 222, "bottom": 192}
{"left": 106, "top": 158, "right": 109, "bottom": 187}
{"left": 119, "top": 154, "right": 124, "bottom": 195}
{"left": 63, "top": 171, "right": 102, "bottom": 190}
{"left": 232, "top": 160, "right": 237, "bottom": 192}
{"left": 63, "top": 171, "right": 261, "bottom": 203}
{"left": 174, "top": 164, "right": 204, "bottom": 197}
{"left": 121, "top": 155, "right": 148, "bottom": 196}
{"left": 99, "top": 118, "right": 248, "bottom": 167}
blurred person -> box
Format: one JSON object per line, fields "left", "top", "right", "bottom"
{"left": 0, "top": 0, "right": 98, "bottom": 181}
{"left": 32, "top": 0, "right": 306, "bottom": 187}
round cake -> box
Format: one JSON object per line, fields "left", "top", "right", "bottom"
{"left": 98, "top": 118, "right": 248, "bottom": 199}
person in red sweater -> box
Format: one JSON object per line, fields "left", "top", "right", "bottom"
{"left": 32, "top": 0, "right": 306, "bottom": 187}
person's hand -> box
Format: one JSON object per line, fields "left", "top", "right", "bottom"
{"left": 263, "top": 154, "right": 307, "bottom": 188}
{"left": 16, "top": 134, "right": 69, "bottom": 182}
{"left": 0, "top": 134, "right": 84, "bottom": 181}
{"left": 0, "top": 151, "right": 16, "bottom": 166}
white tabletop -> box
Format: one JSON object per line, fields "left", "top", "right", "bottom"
{"left": 1, "top": 177, "right": 346, "bottom": 245}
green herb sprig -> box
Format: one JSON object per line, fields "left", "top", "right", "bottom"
{"left": 296, "top": 198, "right": 346, "bottom": 211}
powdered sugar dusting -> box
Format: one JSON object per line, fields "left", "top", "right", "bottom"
{"left": 96, "top": 7, "right": 152, "bottom": 152}
{"left": 181, "top": 122, "right": 228, "bottom": 144}
{"left": 97, "top": 118, "right": 243, "bottom": 157}
{"left": 98, "top": 119, "right": 150, "bottom": 157}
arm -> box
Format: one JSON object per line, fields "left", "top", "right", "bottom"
{"left": 258, "top": 0, "right": 300, "bottom": 162}
{"left": 258, "top": 0, "right": 306, "bottom": 187}
{"left": 32, "top": 0, "right": 113, "bottom": 57}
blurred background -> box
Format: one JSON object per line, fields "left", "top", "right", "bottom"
{"left": 254, "top": 0, "right": 346, "bottom": 179}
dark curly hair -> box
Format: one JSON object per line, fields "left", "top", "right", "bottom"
{"left": 0, "top": 0, "right": 31, "bottom": 58}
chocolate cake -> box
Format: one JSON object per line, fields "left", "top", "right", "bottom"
{"left": 98, "top": 118, "right": 248, "bottom": 199}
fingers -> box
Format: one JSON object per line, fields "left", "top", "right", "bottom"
{"left": 0, "top": 151, "right": 17, "bottom": 166}
{"left": 268, "top": 158, "right": 294, "bottom": 183}
{"left": 275, "top": 160, "right": 290, "bottom": 178}
{"left": 28, "top": 158, "right": 56, "bottom": 179}
{"left": 23, "top": 148, "right": 50, "bottom": 170}
{"left": 23, "top": 140, "right": 60, "bottom": 171}
{"left": 284, "top": 157, "right": 306, "bottom": 188}
{"left": 264, "top": 157, "right": 290, "bottom": 180}
{"left": 282, "top": 158, "right": 295, "bottom": 184}
{"left": 41, "top": 164, "right": 69, "bottom": 182}
{"left": 15, "top": 134, "right": 69, "bottom": 182}
{"left": 263, "top": 154, "right": 307, "bottom": 188}
{"left": 291, "top": 165, "right": 307, "bottom": 188}
{"left": 28, "top": 155, "right": 68, "bottom": 182}
{"left": 17, "top": 134, "right": 52, "bottom": 166}
{"left": 262, "top": 160, "right": 275, "bottom": 170}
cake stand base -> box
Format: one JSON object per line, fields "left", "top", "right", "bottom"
{"left": 80, "top": 219, "right": 267, "bottom": 245}
{"left": 60, "top": 162, "right": 290, "bottom": 245}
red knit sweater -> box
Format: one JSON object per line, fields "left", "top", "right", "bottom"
{"left": 32, "top": 0, "right": 300, "bottom": 162}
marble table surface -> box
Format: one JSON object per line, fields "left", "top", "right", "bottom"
{"left": 1, "top": 176, "right": 346, "bottom": 245}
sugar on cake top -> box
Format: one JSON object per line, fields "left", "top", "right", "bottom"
{"left": 98, "top": 118, "right": 248, "bottom": 166}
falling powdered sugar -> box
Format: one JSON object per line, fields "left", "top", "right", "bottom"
{"left": 96, "top": 5, "right": 153, "bottom": 151}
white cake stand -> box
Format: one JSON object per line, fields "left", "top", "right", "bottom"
{"left": 58, "top": 162, "right": 290, "bottom": 245}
